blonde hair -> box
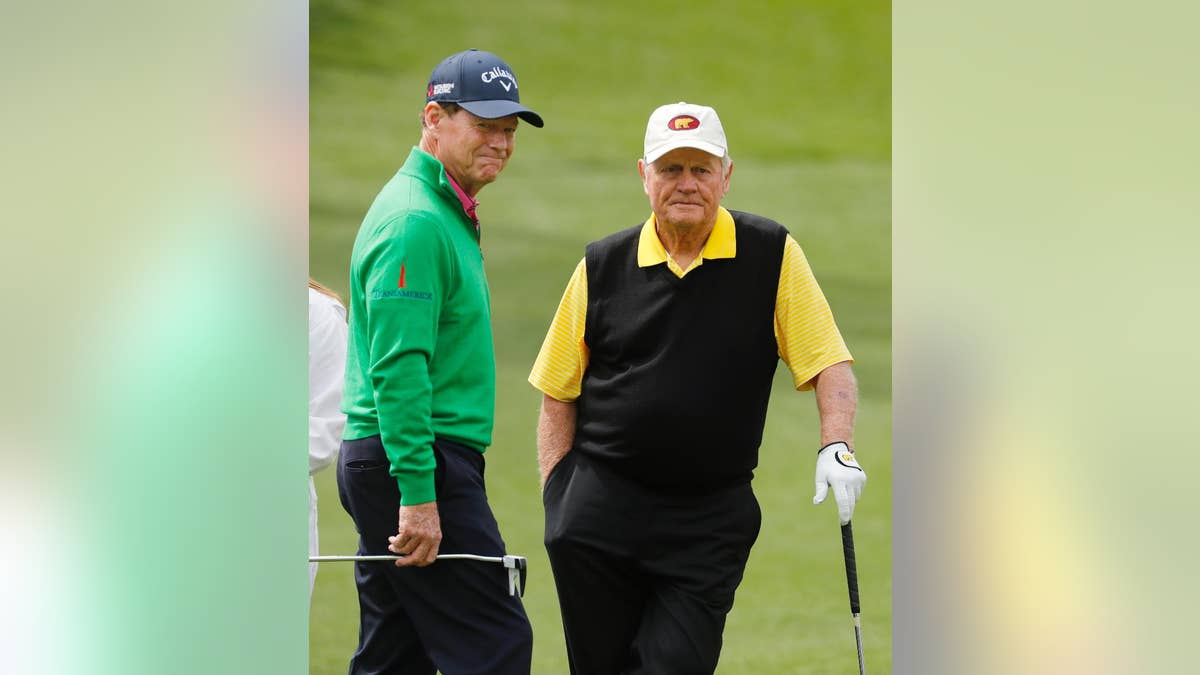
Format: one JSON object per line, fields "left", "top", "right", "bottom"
{"left": 308, "top": 278, "right": 344, "bottom": 307}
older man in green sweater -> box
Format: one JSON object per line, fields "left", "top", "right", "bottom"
{"left": 337, "top": 49, "right": 543, "bottom": 675}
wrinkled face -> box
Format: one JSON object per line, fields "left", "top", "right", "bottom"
{"left": 427, "top": 104, "right": 518, "bottom": 195}
{"left": 639, "top": 147, "right": 731, "bottom": 230}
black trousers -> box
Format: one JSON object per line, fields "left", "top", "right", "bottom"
{"left": 337, "top": 435, "right": 533, "bottom": 675}
{"left": 543, "top": 451, "right": 761, "bottom": 675}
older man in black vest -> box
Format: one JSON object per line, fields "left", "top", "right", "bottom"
{"left": 528, "top": 101, "right": 866, "bottom": 675}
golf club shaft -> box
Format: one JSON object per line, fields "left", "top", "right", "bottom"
{"left": 853, "top": 615, "right": 865, "bottom": 675}
{"left": 310, "top": 553, "right": 503, "bottom": 563}
{"left": 841, "top": 522, "right": 866, "bottom": 675}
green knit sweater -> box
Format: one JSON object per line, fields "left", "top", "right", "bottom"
{"left": 342, "top": 147, "right": 494, "bottom": 505}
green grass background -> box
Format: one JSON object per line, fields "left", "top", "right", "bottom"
{"left": 310, "top": 1, "right": 890, "bottom": 672}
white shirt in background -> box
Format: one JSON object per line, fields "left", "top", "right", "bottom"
{"left": 308, "top": 287, "right": 347, "bottom": 597}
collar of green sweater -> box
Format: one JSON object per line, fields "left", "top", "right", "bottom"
{"left": 401, "top": 147, "right": 480, "bottom": 241}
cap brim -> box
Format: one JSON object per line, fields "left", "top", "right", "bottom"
{"left": 644, "top": 139, "right": 726, "bottom": 164}
{"left": 458, "top": 100, "right": 544, "bottom": 128}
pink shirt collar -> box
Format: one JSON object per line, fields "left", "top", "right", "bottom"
{"left": 445, "top": 173, "right": 480, "bottom": 231}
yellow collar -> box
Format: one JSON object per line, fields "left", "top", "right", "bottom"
{"left": 637, "top": 206, "right": 736, "bottom": 269}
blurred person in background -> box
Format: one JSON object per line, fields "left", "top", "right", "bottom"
{"left": 336, "top": 49, "right": 543, "bottom": 675}
{"left": 309, "top": 279, "right": 347, "bottom": 598}
{"left": 530, "top": 102, "right": 865, "bottom": 675}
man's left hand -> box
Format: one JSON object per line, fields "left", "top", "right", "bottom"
{"left": 812, "top": 441, "right": 866, "bottom": 524}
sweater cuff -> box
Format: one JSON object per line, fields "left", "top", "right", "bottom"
{"left": 396, "top": 470, "right": 437, "bottom": 506}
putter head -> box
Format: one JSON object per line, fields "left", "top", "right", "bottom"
{"left": 502, "top": 555, "right": 528, "bottom": 597}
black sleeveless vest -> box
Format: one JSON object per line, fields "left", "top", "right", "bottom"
{"left": 575, "top": 210, "right": 788, "bottom": 493}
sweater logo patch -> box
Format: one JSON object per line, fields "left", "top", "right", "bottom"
{"left": 376, "top": 262, "right": 430, "bottom": 300}
{"left": 372, "top": 288, "right": 433, "bottom": 301}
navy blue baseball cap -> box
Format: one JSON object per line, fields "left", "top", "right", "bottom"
{"left": 425, "top": 49, "right": 544, "bottom": 128}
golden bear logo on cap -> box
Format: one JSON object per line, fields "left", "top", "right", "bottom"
{"left": 668, "top": 115, "right": 700, "bottom": 131}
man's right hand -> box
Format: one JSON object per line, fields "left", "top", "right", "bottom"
{"left": 388, "top": 501, "right": 442, "bottom": 567}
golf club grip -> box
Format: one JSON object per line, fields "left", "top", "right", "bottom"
{"left": 840, "top": 522, "right": 861, "bottom": 615}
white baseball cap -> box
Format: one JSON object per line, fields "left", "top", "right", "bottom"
{"left": 643, "top": 102, "right": 728, "bottom": 164}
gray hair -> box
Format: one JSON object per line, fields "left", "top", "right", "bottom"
{"left": 645, "top": 153, "right": 733, "bottom": 173}
{"left": 419, "top": 102, "right": 461, "bottom": 129}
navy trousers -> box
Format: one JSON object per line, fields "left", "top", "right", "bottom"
{"left": 543, "top": 451, "right": 761, "bottom": 675}
{"left": 337, "top": 435, "right": 532, "bottom": 675}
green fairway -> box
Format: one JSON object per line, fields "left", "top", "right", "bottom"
{"left": 311, "top": 2, "right": 890, "bottom": 673}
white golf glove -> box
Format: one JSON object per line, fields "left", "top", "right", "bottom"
{"left": 813, "top": 441, "right": 866, "bottom": 524}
